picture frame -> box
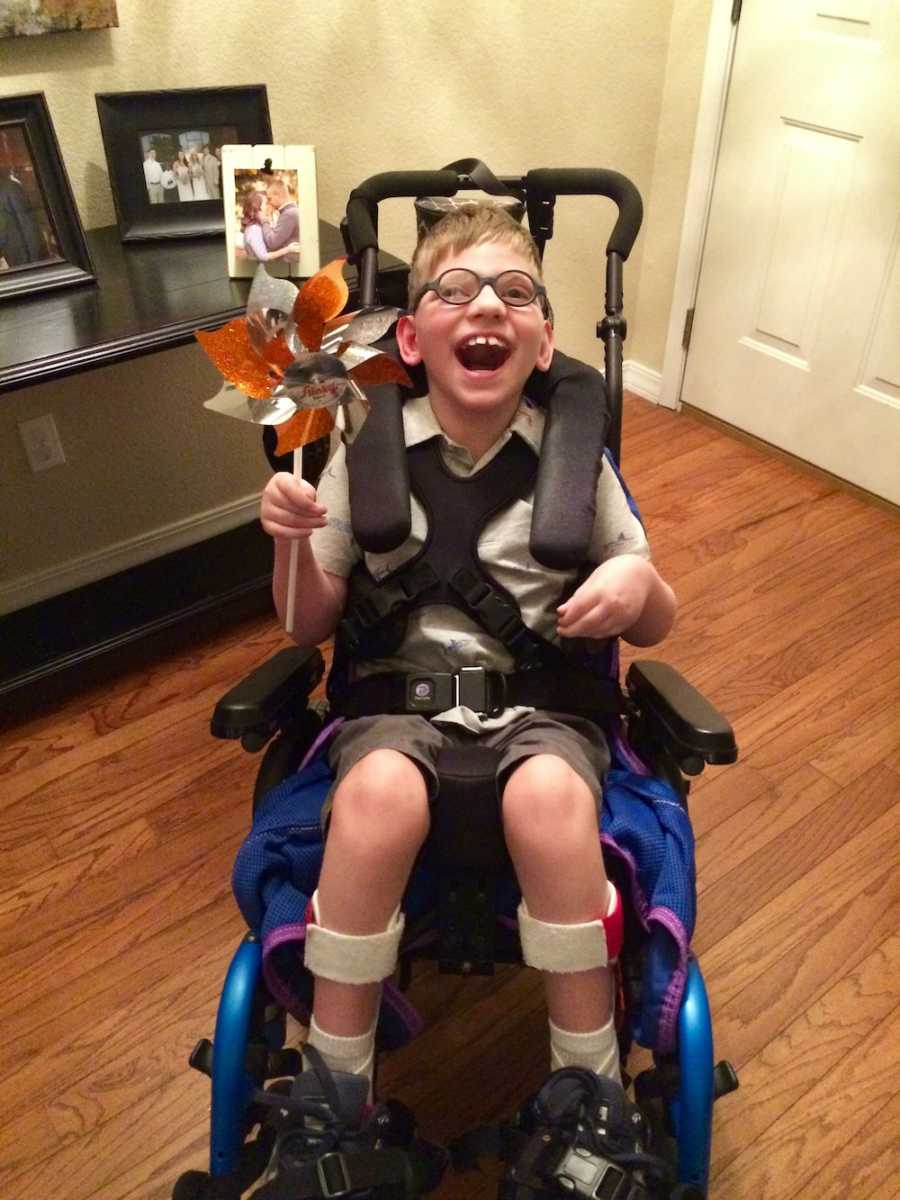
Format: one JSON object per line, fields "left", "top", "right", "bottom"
{"left": 221, "top": 144, "right": 320, "bottom": 280}
{"left": 1, "top": 1, "right": 118, "bottom": 39}
{"left": 0, "top": 92, "right": 95, "bottom": 303}
{"left": 95, "top": 85, "right": 272, "bottom": 242}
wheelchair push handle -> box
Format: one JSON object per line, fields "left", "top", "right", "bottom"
{"left": 345, "top": 169, "right": 461, "bottom": 254}
{"left": 525, "top": 168, "right": 643, "bottom": 261}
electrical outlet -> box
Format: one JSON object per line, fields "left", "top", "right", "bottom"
{"left": 19, "top": 414, "right": 66, "bottom": 472}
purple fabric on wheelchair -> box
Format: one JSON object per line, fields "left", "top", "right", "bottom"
{"left": 231, "top": 738, "right": 695, "bottom": 1055}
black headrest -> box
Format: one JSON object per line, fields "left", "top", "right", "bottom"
{"left": 347, "top": 344, "right": 610, "bottom": 569}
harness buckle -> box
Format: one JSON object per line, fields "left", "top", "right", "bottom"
{"left": 404, "top": 668, "right": 505, "bottom": 717}
{"left": 455, "top": 666, "right": 489, "bottom": 714}
{"left": 407, "top": 673, "right": 455, "bottom": 713}
{"left": 553, "top": 1146, "right": 631, "bottom": 1199}
{"left": 316, "top": 1151, "right": 352, "bottom": 1198}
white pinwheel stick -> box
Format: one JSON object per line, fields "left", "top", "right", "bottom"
{"left": 285, "top": 445, "right": 303, "bottom": 636}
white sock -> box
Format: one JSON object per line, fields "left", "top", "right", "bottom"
{"left": 305, "top": 1014, "right": 377, "bottom": 1102}
{"left": 549, "top": 1014, "right": 621, "bottom": 1084}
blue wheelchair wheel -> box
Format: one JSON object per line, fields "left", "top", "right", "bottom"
{"left": 209, "top": 934, "right": 264, "bottom": 1179}
{"left": 670, "top": 955, "right": 715, "bottom": 1194}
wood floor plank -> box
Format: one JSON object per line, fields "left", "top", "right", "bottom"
{"left": 0, "top": 815, "right": 159, "bottom": 930}
{"left": 694, "top": 763, "right": 898, "bottom": 955}
{"left": 710, "top": 863, "right": 900, "bottom": 1071}
{"left": 728, "top": 619, "right": 900, "bottom": 785}
{"left": 709, "top": 933, "right": 899, "bottom": 1181}
{"left": 793, "top": 1091, "right": 900, "bottom": 1200}
{"left": 700, "top": 793, "right": 899, "bottom": 992}
{"left": 694, "top": 762, "right": 840, "bottom": 895}
{"left": 0, "top": 617, "right": 286, "bottom": 778}
{"left": 711, "top": 1003, "right": 900, "bottom": 1200}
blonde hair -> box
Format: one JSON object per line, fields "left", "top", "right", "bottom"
{"left": 407, "top": 201, "right": 544, "bottom": 308}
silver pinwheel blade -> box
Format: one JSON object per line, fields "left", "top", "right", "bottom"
{"left": 203, "top": 382, "right": 298, "bottom": 425}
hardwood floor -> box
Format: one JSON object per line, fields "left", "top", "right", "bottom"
{"left": 1, "top": 395, "right": 897, "bottom": 1200}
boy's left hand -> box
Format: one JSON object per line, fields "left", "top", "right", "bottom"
{"left": 557, "top": 555, "right": 654, "bottom": 640}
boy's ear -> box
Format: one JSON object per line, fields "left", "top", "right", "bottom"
{"left": 395, "top": 314, "right": 422, "bottom": 365}
{"left": 536, "top": 318, "right": 555, "bottom": 372}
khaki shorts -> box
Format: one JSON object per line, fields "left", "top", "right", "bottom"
{"left": 323, "top": 710, "right": 610, "bottom": 823}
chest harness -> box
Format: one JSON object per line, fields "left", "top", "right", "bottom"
{"left": 332, "top": 351, "right": 626, "bottom": 723}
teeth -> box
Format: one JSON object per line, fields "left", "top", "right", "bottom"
{"left": 462, "top": 336, "right": 506, "bottom": 348}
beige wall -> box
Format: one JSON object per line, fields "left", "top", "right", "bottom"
{"left": 629, "top": 0, "right": 714, "bottom": 370}
{"left": 1, "top": 0, "right": 712, "bottom": 610}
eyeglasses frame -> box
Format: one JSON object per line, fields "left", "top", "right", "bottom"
{"left": 411, "top": 267, "right": 551, "bottom": 318}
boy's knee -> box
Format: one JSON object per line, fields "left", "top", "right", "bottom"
{"left": 502, "top": 754, "right": 596, "bottom": 838}
{"left": 332, "top": 750, "right": 430, "bottom": 844}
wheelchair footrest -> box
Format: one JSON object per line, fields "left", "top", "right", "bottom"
{"left": 713, "top": 1060, "right": 739, "bottom": 1099}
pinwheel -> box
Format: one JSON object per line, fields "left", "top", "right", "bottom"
{"left": 195, "top": 257, "right": 411, "bottom": 631}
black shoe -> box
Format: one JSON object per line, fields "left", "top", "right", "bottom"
{"left": 502, "top": 1067, "right": 674, "bottom": 1200}
{"left": 251, "top": 1046, "right": 446, "bottom": 1198}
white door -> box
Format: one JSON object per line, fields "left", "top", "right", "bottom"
{"left": 682, "top": 0, "right": 900, "bottom": 504}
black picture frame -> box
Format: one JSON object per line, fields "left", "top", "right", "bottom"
{"left": 0, "top": 92, "right": 95, "bottom": 303}
{"left": 96, "top": 85, "right": 273, "bottom": 242}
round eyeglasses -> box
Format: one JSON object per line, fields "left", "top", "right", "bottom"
{"left": 413, "top": 267, "right": 549, "bottom": 312}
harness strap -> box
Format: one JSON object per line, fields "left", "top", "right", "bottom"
{"left": 340, "top": 561, "right": 438, "bottom": 654}
{"left": 341, "top": 435, "right": 563, "bottom": 670}
{"left": 338, "top": 667, "right": 625, "bottom": 720}
{"left": 252, "top": 1146, "right": 413, "bottom": 1200}
{"left": 448, "top": 566, "right": 547, "bottom": 668}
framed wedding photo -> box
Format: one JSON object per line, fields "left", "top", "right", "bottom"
{"left": 0, "top": 92, "right": 95, "bottom": 303}
{"left": 221, "top": 144, "right": 319, "bottom": 279}
{"left": 95, "top": 85, "right": 272, "bottom": 242}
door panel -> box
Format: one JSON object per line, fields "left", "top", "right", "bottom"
{"left": 682, "top": 0, "right": 900, "bottom": 503}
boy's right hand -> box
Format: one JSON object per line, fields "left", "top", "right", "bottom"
{"left": 260, "top": 472, "right": 328, "bottom": 541}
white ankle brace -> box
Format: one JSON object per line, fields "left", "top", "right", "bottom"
{"left": 517, "top": 882, "right": 622, "bottom": 973}
{"left": 304, "top": 890, "right": 405, "bottom": 985}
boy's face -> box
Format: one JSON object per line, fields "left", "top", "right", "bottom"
{"left": 396, "top": 239, "right": 554, "bottom": 433}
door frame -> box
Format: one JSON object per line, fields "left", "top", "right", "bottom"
{"left": 659, "top": 2, "right": 742, "bottom": 410}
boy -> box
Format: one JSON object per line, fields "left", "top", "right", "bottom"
{"left": 260, "top": 203, "right": 676, "bottom": 1097}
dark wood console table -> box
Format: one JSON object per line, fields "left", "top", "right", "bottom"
{"left": 1, "top": 223, "right": 408, "bottom": 715}
{"left": 1, "top": 220, "right": 408, "bottom": 394}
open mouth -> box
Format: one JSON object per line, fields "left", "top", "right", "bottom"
{"left": 455, "top": 335, "right": 511, "bottom": 372}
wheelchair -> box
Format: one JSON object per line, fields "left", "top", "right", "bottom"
{"left": 174, "top": 163, "right": 739, "bottom": 1200}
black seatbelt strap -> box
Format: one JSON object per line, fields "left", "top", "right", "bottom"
{"left": 339, "top": 667, "right": 624, "bottom": 721}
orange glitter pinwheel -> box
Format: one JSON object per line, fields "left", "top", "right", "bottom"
{"left": 196, "top": 257, "right": 411, "bottom": 456}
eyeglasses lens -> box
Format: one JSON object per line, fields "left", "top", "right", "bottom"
{"left": 435, "top": 269, "right": 538, "bottom": 306}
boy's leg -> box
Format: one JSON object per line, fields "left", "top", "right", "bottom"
{"left": 305, "top": 718, "right": 442, "bottom": 1090}
{"left": 499, "top": 722, "right": 621, "bottom": 1081}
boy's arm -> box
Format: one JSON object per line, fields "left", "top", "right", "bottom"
{"left": 262, "top": 471, "right": 349, "bottom": 647}
{"left": 557, "top": 459, "right": 676, "bottom": 647}
{"left": 556, "top": 555, "right": 676, "bottom": 647}
{"left": 271, "top": 535, "right": 347, "bottom": 647}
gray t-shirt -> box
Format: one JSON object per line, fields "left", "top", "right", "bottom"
{"left": 311, "top": 394, "right": 650, "bottom": 731}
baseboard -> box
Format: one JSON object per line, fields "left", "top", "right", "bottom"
{"left": 623, "top": 360, "right": 663, "bottom": 403}
{"left": 0, "top": 518, "right": 274, "bottom": 718}
{"left": 0, "top": 491, "right": 263, "bottom": 617}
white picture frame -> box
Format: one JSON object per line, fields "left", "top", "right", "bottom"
{"left": 221, "top": 143, "right": 319, "bottom": 279}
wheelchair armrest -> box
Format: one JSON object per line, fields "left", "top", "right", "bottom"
{"left": 211, "top": 646, "right": 325, "bottom": 743}
{"left": 625, "top": 660, "right": 737, "bottom": 769}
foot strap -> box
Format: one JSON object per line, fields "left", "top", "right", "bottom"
{"left": 517, "top": 883, "right": 623, "bottom": 972}
{"left": 254, "top": 1145, "right": 415, "bottom": 1200}
{"left": 305, "top": 891, "right": 405, "bottom": 985}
